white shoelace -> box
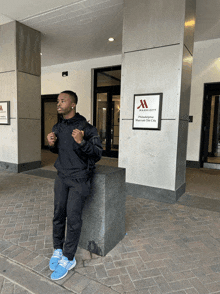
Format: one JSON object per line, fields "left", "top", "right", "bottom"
{"left": 58, "top": 258, "right": 68, "bottom": 267}
{"left": 52, "top": 250, "right": 62, "bottom": 258}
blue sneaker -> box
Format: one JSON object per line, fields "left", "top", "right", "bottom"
{"left": 49, "top": 249, "right": 63, "bottom": 271}
{"left": 51, "top": 256, "right": 76, "bottom": 281}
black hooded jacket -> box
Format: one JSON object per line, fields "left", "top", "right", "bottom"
{"left": 49, "top": 113, "right": 103, "bottom": 179}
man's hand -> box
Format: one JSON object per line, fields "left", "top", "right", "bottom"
{"left": 47, "top": 132, "right": 57, "bottom": 146}
{"left": 72, "top": 129, "right": 84, "bottom": 144}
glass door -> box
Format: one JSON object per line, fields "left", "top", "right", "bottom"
{"left": 200, "top": 83, "right": 220, "bottom": 167}
{"left": 95, "top": 91, "right": 120, "bottom": 157}
{"left": 93, "top": 66, "right": 121, "bottom": 157}
{"left": 41, "top": 95, "right": 59, "bottom": 149}
{"left": 96, "top": 93, "right": 108, "bottom": 152}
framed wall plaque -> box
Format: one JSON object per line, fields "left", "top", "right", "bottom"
{"left": 133, "top": 93, "right": 162, "bottom": 130}
{"left": 0, "top": 101, "right": 10, "bottom": 125}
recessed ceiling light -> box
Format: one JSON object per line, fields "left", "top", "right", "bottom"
{"left": 40, "top": 53, "right": 42, "bottom": 55}
{"left": 108, "top": 37, "right": 114, "bottom": 42}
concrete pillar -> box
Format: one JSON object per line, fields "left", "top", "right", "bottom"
{"left": 0, "top": 21, "right": 41, "bottom": 172}
{"left": 119, "top": 0, "right": 196, "bottom": 202}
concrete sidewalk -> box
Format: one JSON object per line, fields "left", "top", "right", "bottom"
{"left": 1, "top": 166, "right": 220, "bottom": 293}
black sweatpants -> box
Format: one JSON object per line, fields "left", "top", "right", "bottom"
{"left": 53, "top": 175, "right": 90, "bottom": 260}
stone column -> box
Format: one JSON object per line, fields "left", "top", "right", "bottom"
{"left": 119, "top": 0, "right": 196, "bottom": 202}
{"left": 0, "top": 21, "right": 41, "bottom": 172}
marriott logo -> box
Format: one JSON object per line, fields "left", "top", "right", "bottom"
{"left": 137, "top": 100, "right": 148, "bottom": 109}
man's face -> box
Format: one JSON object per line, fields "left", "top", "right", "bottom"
{"left": 57, "top": 93, "right": 75, "bottom": 116}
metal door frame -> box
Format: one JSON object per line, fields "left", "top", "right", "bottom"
{"left": 200, "top": 82, "right": 220, "bottom": 166}
{"left": 93, "top": 66, "right": 121, "bottom": 157}
{"left": 41, "top": 94, "right": 59, "bottom": 149}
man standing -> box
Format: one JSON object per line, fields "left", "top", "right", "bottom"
{"left": 47, "top": 90, "right": 102, "bottom": 281}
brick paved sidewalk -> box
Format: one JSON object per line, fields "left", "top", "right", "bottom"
{"left": 0, "top": 275, "right": 32, "bottom": 294}
{"left": 1, "top": 169, "right": 220, "bottom": 293}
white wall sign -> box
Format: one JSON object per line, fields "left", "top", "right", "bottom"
{"left": 133, "top": 93, "right": 162, "bottom": 130}
{"left": 0, "top": 101, "right": 10, "bottom": 125}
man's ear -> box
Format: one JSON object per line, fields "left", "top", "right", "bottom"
{"left": 72, "top": 103, "right": 76, "bottom": 110}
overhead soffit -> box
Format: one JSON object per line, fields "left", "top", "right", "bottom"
{"left": 194, "top": 0, "right": 220, "bottom": 42}
{"left": 0, "top": 0, "right": 220, "bottom": 66}
{"left": 1, "top": 0, "right": 83, "bottom": 21}
{"left": 0, "top": 0, "right": 123, "bottom": 66}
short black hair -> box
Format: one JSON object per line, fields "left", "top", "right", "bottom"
{"left": 61, "top": 90, "right": 78, "bottom": 104}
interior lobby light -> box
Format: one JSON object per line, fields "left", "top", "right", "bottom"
{"left": 185, "top": 19, "right": 195, "bottom": 27}
{"left": 108, "top": 37, "right": 114, "bottom": 42}
{"left": 40, "top": 53, "right": 42, "bottom": 55}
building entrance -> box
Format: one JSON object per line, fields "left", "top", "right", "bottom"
{"left": 93, "top": 66, "right": 121, "bottom": 157}
{"left": 41, "top": 94, "right": 59, "bottom": 149}
{"left": 201, "top": 83, "right": 220, "bottom": 168}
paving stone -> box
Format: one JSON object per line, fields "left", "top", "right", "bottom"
{"left": 133, "top": 278, "right": 156, "bottom": 290}
{"left": 6, "top": 247, "right": 25, "bottom": 259}
{"left": 26, "top": 254, "right": 45, "bottom": 268}
{"left": 0, "top": 240, "right": 13, "bottom": 253}
{"left": 33, "top": 258, "right": 49, "bottom": 272}
{"left": 1, "top": 245, "right": 18, "bottom": 256}
{"left": 210, "top": 263, "right": 220, "bottom": 273}
{"left": 84, "top": 257, "right": 103, "bottom": 267}
{"left": 153, "top": 276, "right": 172, "bottom": 293}
{"left": 94, "top": 284, "right": 118, "bottom": 294}
{"left": 0, "top": 275, "right": 4, "bottom": 289}
{"left": 137, "top": 250, "right": 152, "bottom": 263}
{"left": 13, "top": 249, "right": 33, "bottom": 263}
{"left": 119, "top": 274, "right": 136, "bottom": 292}
{"left": 104, "top": 261, "right": 115, "bottom": 270}
{"left": 40, "top": 265, "right": 53, "bottom": 278}
{"left": 1, "top": 279, "right": 15, "bottom": 294}
{"left": 169, "top": 279, "right": 192, "bottom": 291}
{"left": 81, "top": 280, "right": 103, "bottom": 294}
{"left": 0, "top": 255, "right": 73, "bottom": 294}
{"left": 106, "top": 267, "right": 127, "bottom": 277}
{"left": 14, "top": 284, "right": 32, "bottom": 294}
{"left": 94, "top": 264, "right": 108, "bottom": 279}
{"left": 145, "top": 260, "right": 166, "bottom": 270}
{"left": 63, "top": 272, "right": 93, "bottom": 293}
{"left": 148, "top": 285, "right": 163, "bottom": 294}
{"left": 132, "top": 257, "right": 146, "bottom": 271}
{"left": 136, "top": 289, "right": 150, "bottom": 294}
{"left": 121, "top": 252, "right": 139, "bottom": 259}
{"left": 76, "top": 266, "right": 96, "bottom": 276}
{"left": 189, "top": 277, "right": 209, "bottom": 294}
{"left": 206, "top": 272, "right": 220, "bottom": 283}
{"left": 185, "top": 289, "right": 199, "bottom": 294}
{"left": 99, "top": 276, "right": 121, "bottom": 286}
{"left": 114, "top": 259, "right": 134, "bottom": 268}
{"left": 204, "top": 281, "right": 220, "bottom": 293}
{"left": 139, "top": 268, "right": 161, "bottom": 279}
{"left": 126, "top": 265, "right": 142, "bottom": 281}
{"left": 111, "top": 284, "right": 125, "bottom": 293}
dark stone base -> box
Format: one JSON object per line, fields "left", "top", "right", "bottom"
{"left": 23, "top": 165, "right": 126, "bottom": 256}
{"left": 22, "top": 168, "right": 57, "bottom": 179}
{"left": 203, "top": 162, "right": 220, "bottom": 170}
{"left": 178, "top": 193, "right": 220, "bottom": 212}
{"left": 79, "top": 165, "right": 126, "bottom": 256}
{"left": 0, "top": 161, "right": 41, "bottom": 173}
{"left": 126, "top": 182, "right": 186, "bottom": 203}
{"left": 186, "top": 160, "right": 200, "bottom": 168}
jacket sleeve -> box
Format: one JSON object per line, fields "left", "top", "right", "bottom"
{"left": 48, "top": 125, "right": 59, "bottom": 154}
{"left": 79, "top": 124, "right": 103, "bottom": 163}
{"left": 48, "top": 143, "right": 58, "bottom": 154}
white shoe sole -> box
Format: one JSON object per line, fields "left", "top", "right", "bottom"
{"left": 68, "top": 259, "right": 76, "bottom": 270}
